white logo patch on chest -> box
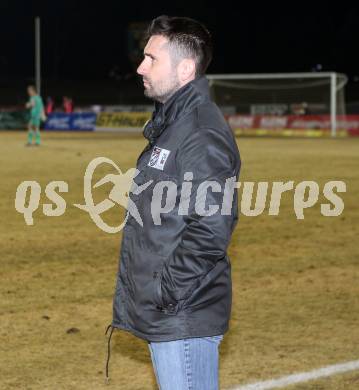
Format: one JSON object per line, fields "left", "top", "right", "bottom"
{"left": 148, "top": 146, "right": 171, "bottom": 170}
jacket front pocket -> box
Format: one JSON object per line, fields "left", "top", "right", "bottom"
{"left": 153, "top": 269, "right": 164, "bottom": 308}
{"left": 126, "top": 244, "right": 167, "bottom": 312}
{"left": 152, "top": 263, "right": 183, "bottom": 315}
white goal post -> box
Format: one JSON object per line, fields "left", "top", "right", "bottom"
{"left": 207, "top": 72, "right": 348, "bottom": 137}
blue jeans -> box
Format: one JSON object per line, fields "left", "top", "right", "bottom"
{"left": 148, "top": 334, "right": 224, "bottom": 390}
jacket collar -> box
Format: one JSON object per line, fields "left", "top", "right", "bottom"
{"left": 143, "top": 75, "right": 210, "bottom": 145}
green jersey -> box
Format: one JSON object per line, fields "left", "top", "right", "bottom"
{"left": 29, "top": 95, "right": 44, "bottom": 118}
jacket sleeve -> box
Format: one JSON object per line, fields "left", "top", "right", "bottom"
{"left": 160, "top": 127, "right": 240, "bottom": 307}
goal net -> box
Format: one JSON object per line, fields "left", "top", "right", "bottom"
{"left": 207, "top": 72, "right": 348, "bottom": 137}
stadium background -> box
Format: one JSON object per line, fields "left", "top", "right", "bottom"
{"left": 1, "top": 2, "right": 359, "bottom": 389}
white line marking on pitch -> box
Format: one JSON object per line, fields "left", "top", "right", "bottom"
{"left": 228, "top": 359, "right": 359, "bottom": 390}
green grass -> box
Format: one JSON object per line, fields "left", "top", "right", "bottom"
{"left": 0, "top": 131, "right": 358, "bottom": 389}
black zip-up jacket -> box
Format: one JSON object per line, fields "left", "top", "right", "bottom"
{"left": 111, "top": 75, "right": 241, "bottom": 342}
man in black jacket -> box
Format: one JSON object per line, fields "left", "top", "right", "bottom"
{"left": 110, "top": 15, "right": 241, "bottom": 390}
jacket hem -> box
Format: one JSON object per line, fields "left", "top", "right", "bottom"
{"left": 111, "top": 320, "right": 229, "bottom": 342}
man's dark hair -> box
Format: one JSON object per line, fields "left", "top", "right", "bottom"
{"left": 146, "top": 15, "right": 213, "bottom": 77}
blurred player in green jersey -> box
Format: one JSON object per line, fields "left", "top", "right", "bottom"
{"left": 25, "top": 85, "right": 46, "bottom": 146}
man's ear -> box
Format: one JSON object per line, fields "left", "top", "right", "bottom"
{"left": 178, "top": 58, "right": 196, "bottom": 83}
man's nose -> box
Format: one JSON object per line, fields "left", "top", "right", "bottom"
{"left": 137, "top": 60, "right": 146, "bottom": 75}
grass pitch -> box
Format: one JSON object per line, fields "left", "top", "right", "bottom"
{"left": 0, "top": 131, "right": 358, "bottom": 390}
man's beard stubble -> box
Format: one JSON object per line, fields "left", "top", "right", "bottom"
{"left": 144, "top": 72, "right": 181, "bottom": 103}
